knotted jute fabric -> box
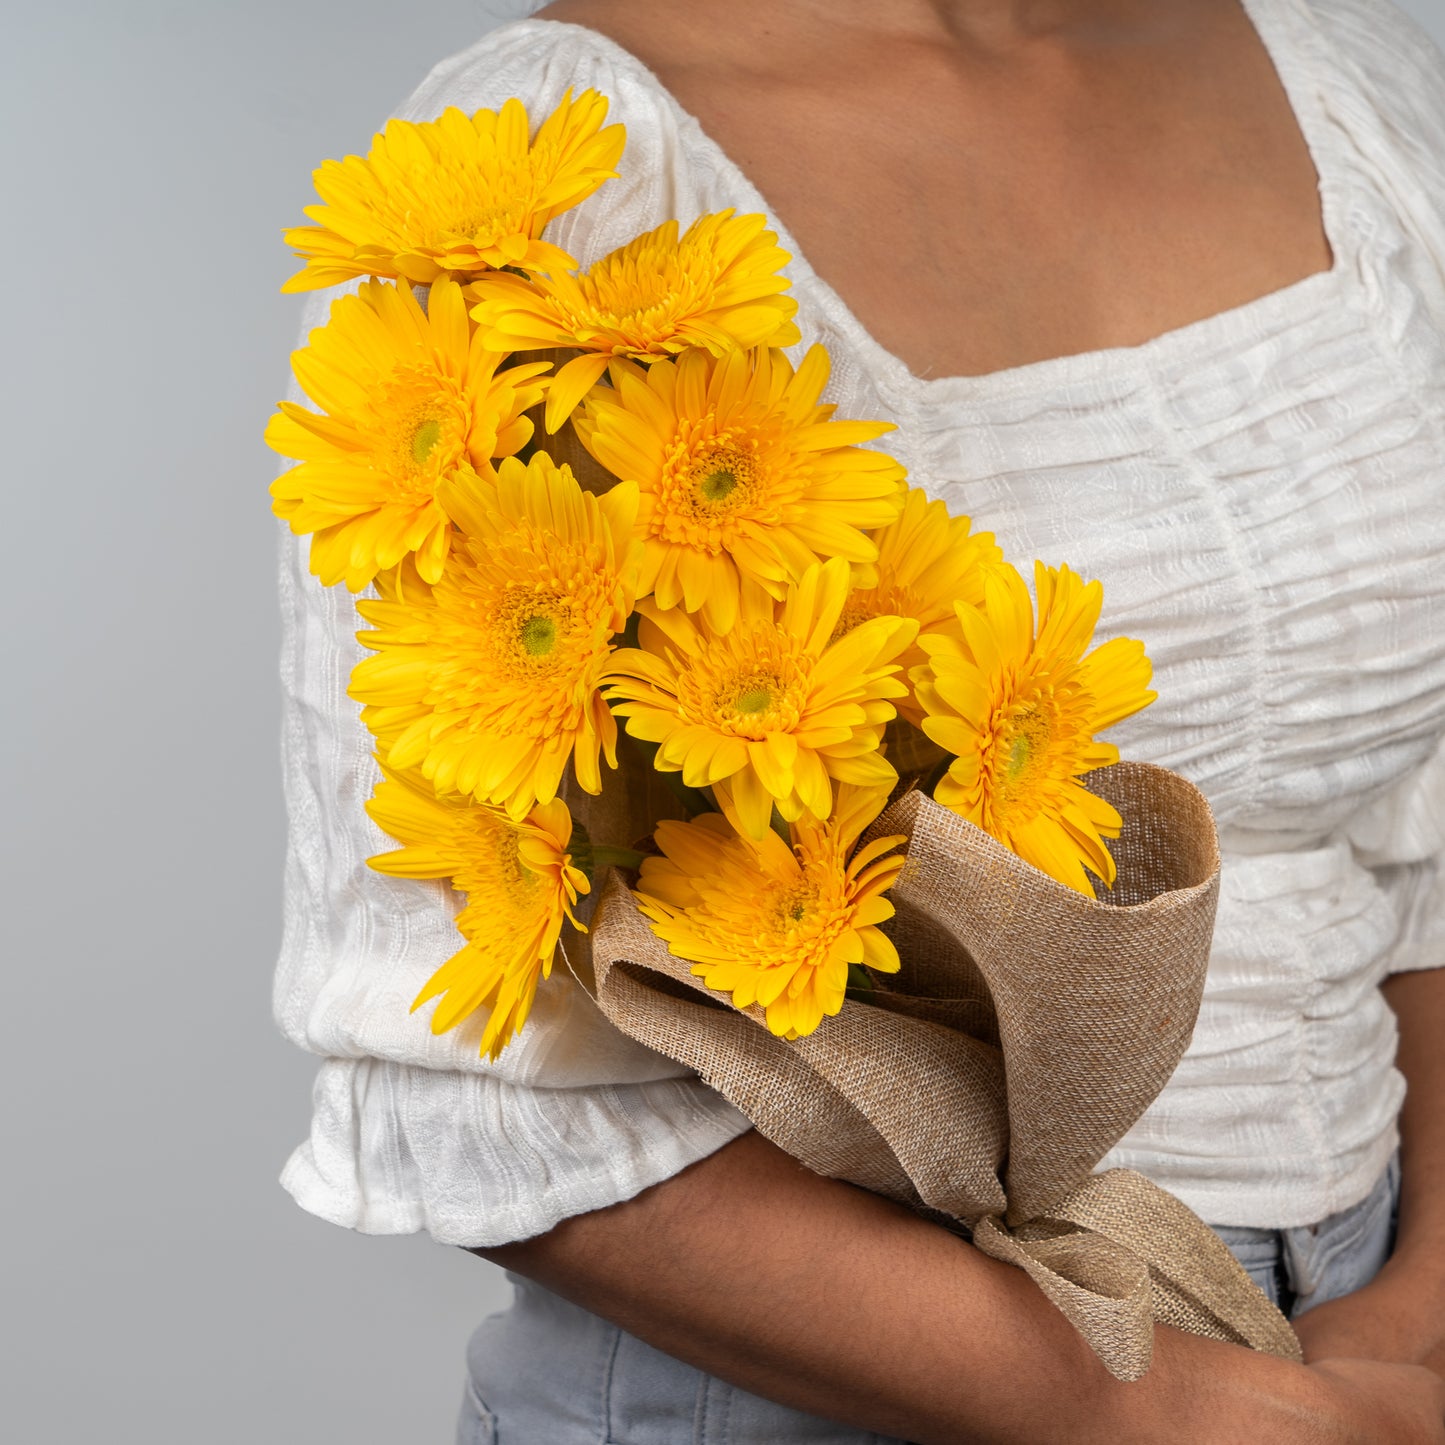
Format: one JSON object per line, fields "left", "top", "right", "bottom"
{"left": 586, "top": 762, "right": 1302, "bottom": 1381}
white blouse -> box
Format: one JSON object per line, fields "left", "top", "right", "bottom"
{"left": 275, "top": 0, "right": 1445, "bottom": 1241}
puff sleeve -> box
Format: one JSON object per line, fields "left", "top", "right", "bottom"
{"left": 1310, "top": 0, "right": 1445, "bottom": 320}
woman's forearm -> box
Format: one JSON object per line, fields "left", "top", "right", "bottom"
{"left": 1384, "top": 967, "right": 1445, "bottom": 1268}
{"left": 1387, "top": 965, "right": 1445, "bottom": 1376}
{"left": 1292, "top": 967, "right": 1445, "bottom": 1374}
{"left": 471, "top": 1131, "right": 1433, "bottom": 1444}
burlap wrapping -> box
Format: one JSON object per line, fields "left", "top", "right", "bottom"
{"left": 585, "top": 762, "right": 1302, "bottom": 1381}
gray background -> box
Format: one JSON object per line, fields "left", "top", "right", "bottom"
{"left": 3, "top": 1, "right": 1443, "bottom": 1441}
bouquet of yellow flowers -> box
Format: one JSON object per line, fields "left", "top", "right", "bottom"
{"left": 269, "top": 88, "right": 1299, "bottom": 1379}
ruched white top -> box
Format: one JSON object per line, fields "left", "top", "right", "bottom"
{"left": 275, "top": 0, "right": 1445, "bottom": 1241}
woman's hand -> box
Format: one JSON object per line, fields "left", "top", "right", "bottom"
{"left": 1301, "top": 1359, "right": 1445, "bottom": 1444}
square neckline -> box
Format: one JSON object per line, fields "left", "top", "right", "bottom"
{"left": 523, "top": 0, "right": 1350, "bottom": 405}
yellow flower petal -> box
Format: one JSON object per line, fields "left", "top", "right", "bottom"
{"left": 350, "top": 452, "right": 640, "bottom": 818}
{"left": 282, "top": 89, "right": 623, "bottom": 291}
{"left": 267, "top": 278, "right": 548, "bottom": 590}
{"left": 366, "top": 765, "right": 588, "bottom": 1060}
{"left": 573, "top": 344, "right": 905, "bottom": 618}
{"left": 469, "top": 208, "right": 799, "bottom": 369}
{"left": 607, "top": 563, "right": 911, "bottom": 838}
{"left": 914, "top": 560, "right": 1155, "bottom": 896}
{"left": 636, "top": 784, "right": 904, "bottom": 1041}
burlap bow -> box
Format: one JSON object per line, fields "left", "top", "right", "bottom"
{"left": 584, "top": 762, "right": 1301, "bottom": 1380}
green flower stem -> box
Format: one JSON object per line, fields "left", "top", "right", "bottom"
{"left": 592, "top": 844, "right": 646, "bottom": 872}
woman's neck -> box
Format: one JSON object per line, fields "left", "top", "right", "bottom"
{"left": 590, "top": 0, "right": 1191, "bottom": 49}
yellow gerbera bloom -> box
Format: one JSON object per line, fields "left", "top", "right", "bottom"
{"left": 606, "top": 558, "right": 917, "bottom": 839}
{"left": 366, "top": 765, "right": 588, "bottom": 1060}
{"left": 573, "top": 345, "right": 906, "bottom": 631}
{"left": 349, "top": 453, "right": 641, "bottom": 819}
{"left": 914, "top": 561, "right": 1156, "bottom": 896}
{"left": 834, "top": 486, "right": 1004, "bottom": 723}
{"left": 468, "top": 210, "right": 802, "bottom": 431}
{"left": 266, "top": 278, "right": 550, "bottom": 591}
{"left": 637, "top": 784, "right": 905, "bottom": 1040}
{"left": 281, "top": 89, "right": 624, "bottom": 292}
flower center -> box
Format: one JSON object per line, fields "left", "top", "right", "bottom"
{"left": 1007, "top": 732, "right": 1031, "bottom": 777}
{"left": 996, "top": 698, "right": 1056, "bottom": 805}
{"left": 427, "top": 163, "right": 534, "bottom": 252}
{"left": 518, "top": 614, "right": 557, "bottom": 657}
{"left": 688, "top": 443, "right": 756, "bottom": 512}
{"left": 563, "top": 229, "right": 731, "bottom": 350}
{"left": 491, "top": 828, "right": 540, "bottom": 900}
{"left": 455, "top": 202, "right": 521, "bottom": 246}
{"left": 733, "top": 682, "right": 775, "bottom": 715}
{"left": 576, "top": 266, "right": 681, "bottom": 333}
{"left": 390, "top": 400, "right": 461, "bottom": 487}
{"left": 775, "top": 883, "right": 818, "bottom": 931}
{"left": 411, "top": 417, "right": 443, "bottom": 465}
{"left": 832, "top": 583, "right": 923, "bottom": 644}
{"left": 370, "top": 367, "right": 469, "bottom": 496}
{"left": 490, "top": 585, "right": 575, "bottom": 675}
{"left": 715, "top": 668, "right": 792, "bottom": 732}
{"left": 671, "top": 623, "right": 811, "bottom": 741}
{"left": 450, "top": 814, "right": 544, "bottom": 915}
{"left": 650, "top": 428, "right": 781, "bottom": 556}
{"left": 701, "top": 468, "right": 736, "bottom": 501}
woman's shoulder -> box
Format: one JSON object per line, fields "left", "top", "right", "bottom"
{"left": 395, "top": 16, "right": 626, "bottom": 122}
{"left": 1302, "top": 0, "right": 1442, "bottom": 55}
{"left": 1298, "top": 0, "right": 1445, "bottom": 127}
{"left": 1292, "top": 0, "right": 1445, "bottom": 313}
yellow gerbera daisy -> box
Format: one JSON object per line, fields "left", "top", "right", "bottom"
{"left": 834, "top": 486, "right": 1004, "bottom": 723}
{"left": 914, "top": 561, "right": 1156, "bottom": 896}
{"left": 349, "top": 453, "right": 641, "bottom": 819}
{"left": 606, "top": 558, "right": 917, "bottom": 839}
{"left": 572, "top": 345, "right": 906, "bottom": 631}
{"left": 468, "top": 210, "right": 802, "bottom": 431}
{"left": 281, "top": 89, "right": 624, "bottom": 292}
{"left": 266, "top": 278, "right": 550, "bottom": 591}
{"left": 366, "top": 765, "right": 588, "bottom": 1060}
{"left": 637, "top": 784, "right": 905, "bottom": 1040}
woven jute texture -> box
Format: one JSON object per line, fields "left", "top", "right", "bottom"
{"left": 588, "top": 762, "right": 1302, "bottom": 1380}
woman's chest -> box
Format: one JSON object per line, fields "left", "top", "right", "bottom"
{"left": 721, "top": 61, "right": 1331, "bottom": 380}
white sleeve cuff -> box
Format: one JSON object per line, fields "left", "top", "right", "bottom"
{"left": 280, "top": 1057, "right": 752, "bottom": 1247}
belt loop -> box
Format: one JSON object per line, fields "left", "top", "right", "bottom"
{"left": 1283, "top": 1222, "right": 1321, "bottom": 1304}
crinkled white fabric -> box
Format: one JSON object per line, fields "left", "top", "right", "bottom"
{"left": 276, "top": 0, "right": 1445, "bottom": 1242}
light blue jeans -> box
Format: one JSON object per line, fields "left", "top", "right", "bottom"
{"left": 457, "top": 1158, "right": 1401, "bottom": 1445}
{"left": 1211, "top": 1153, "right": 1401, "bottom": 1319}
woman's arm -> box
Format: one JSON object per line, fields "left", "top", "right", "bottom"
{"left": 474, "top": 1130, "right": 1445, "bottom": 1445}
{"left": 1292, "top": 966, "right": 1445, "bottom": 1376}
